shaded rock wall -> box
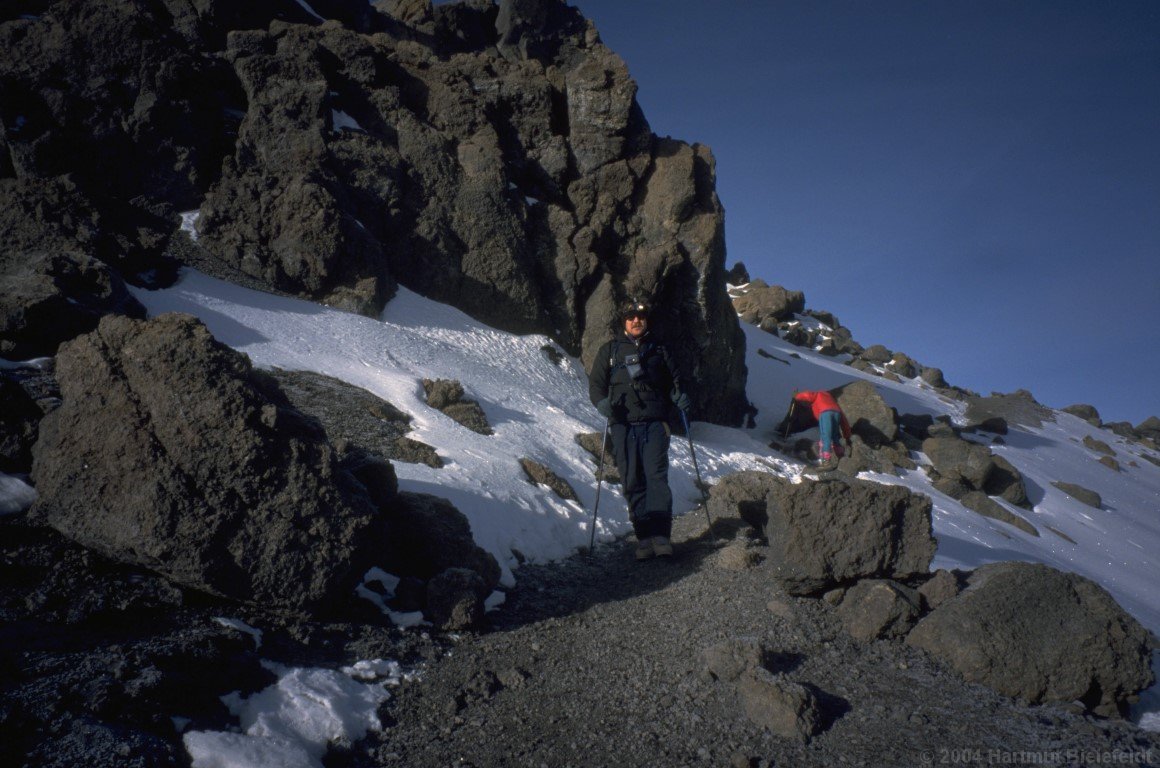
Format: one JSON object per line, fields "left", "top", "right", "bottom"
{"left": 1, "top": 0, "right": 750, "bottom": 424}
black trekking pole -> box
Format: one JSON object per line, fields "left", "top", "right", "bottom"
{"left": 588, "top": 418, "right": 610, "bottom": 552}
{"left": 679, "top": 410, "right": 717, "bottom": 543}
{"left": 783, "top": 398, "right": 797, "bottom": 440}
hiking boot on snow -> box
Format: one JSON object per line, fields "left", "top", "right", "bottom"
{"left": 635, "top": 538, "right": 655, "bottom": 561}
{"left": 652, "top": 536, "right": 673, "bottom": 557}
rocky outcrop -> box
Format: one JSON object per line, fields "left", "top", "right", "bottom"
{"left": 730, "top": 279, "right": 805, "bottom": 332}
{"left": 1052, "top": 481, "right": 1102, "bottom": 509}
{"left": 834, "top": 380, "right": 898, "bottom": 445}
{"left": 1, "top": 0, "right": 750, "bottom": 425}
{"left": 30, "top": 313, "right": 392, "bottom": 613}
{"left": 763, "top": 476, "right": 936, "bottom": 595}
{"left": 423, "top": 378, "right": 494, "bottom": 435}
{"left": 706, "top": 470, "right": 784, "bottom": 532}
{"left": 907, "top": 562, "right": 1154, "bottom": 717}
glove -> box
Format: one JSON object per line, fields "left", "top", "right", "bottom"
{"left": 673, "top": 392, "right": 691, "bottom": 414}
{"left": 596, "top": 398, "right": 612, "bottom": 418}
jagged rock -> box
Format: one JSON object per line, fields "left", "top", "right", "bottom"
{"left": 834, "top": 380, "right": 898, "bottom": 445}
{"left": 1098, "top": 456, "right": 1121, "bottom": 472}
{"left": 731, "top": 280, "right": 805, "bottom": 328}
{"left": 1, "top": 249, "right": 145, "bottom": 359}
{"left": 931, "top": 474, "right": 970, "bottom": 500}
{"left": 271, "top": 368, "right": 443, "bottom": 467}
{"left": 715, "top": 541, "right": 764, "bottom": 571}
{"left": 898, "top": 413, "right": 934, "bottom": 440}
{"left": 838, "top": 579, "right": 921, "bottom": 641}
{"left": 919, "top": 366, "right": 948, "bottom": 388}
{"left": 423, "top": 378, "right": 494, "bottom": 435}
{"left": 907, "top": 562, "right": 1155, "bottom": 716}
{"left": 981, "top": 455, "right": 1029, "bottom": 508}
{"left": 699, "top": 638, "right": 772, "bottom": 683}
{"left": 886, "top": 352, "right": 916, "bottom": 379}
{"left": 1051, "top": 481, "right": 1102, "bottom": 509}
{"left": 737, "top": 670, "right": 822, "bottom": 743}
{"left": 30, "top": 314, "right": 391, "bottom": 613}
{"left": 921, "top": 436, "right": 994, "bottom": 490}
{"left": 426, "top": 567, "right": 489, "bottom": 631}
{"left": 1063, "top": 404, "right": 1101, "bottom": 426}
{"left": 860, "top": 344, "right": 892, "bottom": 364}
{"left": 0, "top": 371, "right": 42, "bottom": 474}
{"left": 1083, "top": 435, "right": 1115, "bottom": 456}
{"left": 960, "top": 492, "right": 1038, "bottom": 536}
{"left": 385, "top": 491, "right": 501, "bottom": 591}
{"left": 763, "top": 477, "right": 936, "bottom": 595}
{"left": 519, "top": 457, "right": 577, "bottom": 501}
{"left": 707, "top": 470, "right": 783, "bottom": 532}
{"left": 828, "top": 325, "right": 863, "bottom": 356}
{"left": 726, "top": 262, "right": 750, "bottom": 285}
{"left": 917, "top": 569, "right": 961, "bottom": 612}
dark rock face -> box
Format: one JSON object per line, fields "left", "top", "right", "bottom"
{"left": 1063, "top": 403, "right": 1101, "bottom": 426}
{"left": 730, "top": 279, "right": 805, "bottom": 330}
{"left": 907, "top": 562, "right": 1155, "bottom": 717}
{"left": 30, "top": 313, "right": 390, "bottom": 613}
{"left": 1, "top": 0, "right": 750, "bottom": 426}
{"left": 763, "top": 477, "right": 936, "bottom": 596}
{"left": 0, "top": 371, "right": 42, "bottom": 473}
{"left": 959, "top": 491, "right": 1038, "bottom": 537}
{"left": 386, "top": 491, "right": 501, "bottom": 591}
{"left": 519, "top": 457, "right": 577, "bottom": 501}
{"left": 922, "top": 436, "right": 994, "bottom": 490}
{"left": 270, "top": 368, "right": 443, "bottom": 467}
{"left": 834, "top": 379, "right": 898, "bottom": 445}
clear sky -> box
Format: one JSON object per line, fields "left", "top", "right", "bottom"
{"left": 573, "top": 0, "right": 1160, "bottom": 426}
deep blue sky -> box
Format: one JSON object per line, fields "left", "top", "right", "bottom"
{"left": 573, "top": 0, "right": 1160, "bottom": 426}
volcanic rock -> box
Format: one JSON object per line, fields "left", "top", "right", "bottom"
{"left": 907, "top": 562, "right": 1155, "bottom": 716}
{"left": 834, "top": 379, "right": 898, "bottom": 445}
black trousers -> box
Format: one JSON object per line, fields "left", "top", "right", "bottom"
{"left": 609, "top": 420, "right": 673, "bottom": 540}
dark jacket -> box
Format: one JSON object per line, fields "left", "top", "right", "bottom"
{"left": 589, "top": 332, "right": 686, "bottom": 424}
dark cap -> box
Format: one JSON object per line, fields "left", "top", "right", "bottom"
{"left": 620, "top": 298, "right": 651, "bottom": 320}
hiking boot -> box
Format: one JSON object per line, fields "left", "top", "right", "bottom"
{"left": 652, "top": 536, "right": 673, "bottom": 557}
{"left": 635, "top": 538, "right": 655, "bottom": 561}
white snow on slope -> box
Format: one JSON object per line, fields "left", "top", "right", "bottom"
{"left": 130, "top": 269, "right": 1160, "bottom": 635}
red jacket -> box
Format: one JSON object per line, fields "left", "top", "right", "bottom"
{"left": 793, "top": 390, "right": 852, "bottom": 438}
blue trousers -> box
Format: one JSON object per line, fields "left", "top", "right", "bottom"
{"left": 609, "top": 421, "right": 673, "bottom": 539}
{"left": 818, "top": 410, "right": 842, "bottom": 453}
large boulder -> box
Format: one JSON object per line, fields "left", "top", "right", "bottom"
{"left": 706, "top": 470, "right": 784, "bottom": 531}
{"left": 763, "top": 477, "right": 936, "bottom": 595}
{"left": 922, "top": 436, "right": 994, "bottom": 490}
{"left": 907, "top": 562, "right": 1154, "bottom": 717}
{"left": 0, "top": 250, "right": 145, "bottom": 359}
{"left": 730, "top": 279, "right": 806, "bottom": 331}
{"left": 834, "top": 379, "right": 898, "bottom": 445}
{"left": 31, "top": 313, "right": 392, "bottom": 613}
{"left": 0, "top": 371, "right": 43, "bottom": 474}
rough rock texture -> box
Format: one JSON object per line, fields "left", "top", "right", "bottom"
{"left": 30, "top": 313, "right": 391, "bottom": 613}
{"left": 270, "top": 368, "right": 442, "bottom": 467}
{"left": 922, "top": 435, "right": 995, "bottom": 490}
{"left": 738, "top": 669, "right": 823, "bottom": 743}
{"left": 0, "top": 370, "right": 43, "bottom": 473}
{"left": 1083, "top": 434, "right": 1116, "bottom": 456}
{"left": 519, "top": 457, "right": 578, "bottom": 500}
{"left": 917, "top": 569, "right": 962, "bottom": 612}
{"left": 838, "top": 579, "right": 921, "bottom": 642}
{"left": 0, "top": 248, "right": 145, "bottom": 359}
{"left": 707, "top": 470, "right": 784, "bottom": 532}
{"left": 425, "top": 567, "right": 489, "bottom": 630}
{"left": 575, "top": 430, "right": 619, "bottom": 482}
{"left": 834, "top": 380, "right": 898, "bottom": 445}
{"left": 731, "top": 279, "right": 806, "bottom": 332}
{"left": 423, "top": 378, "right": 494, "bottom": 435}
{"left": 966, "top": 390, "right": 1053, "bottom": 430}
{"left": 982, "top": 454, "right": 1030, "bottom": 508}
{"left": 907, "top": 562, "right": 1155, "bottom": 717}
{"left": 763, "top": 476, "right": 936, "bottom": 595}
{"left": 1, "top": 0, "right": 750, "bottom": 425}
{"left": 386, "top": 491, "right": 501, "bottom": 590}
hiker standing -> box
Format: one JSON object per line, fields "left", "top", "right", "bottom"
{"left": 792, "top": 389, "right": 852, "bottom": 466}
{"left": 589, "top": 299, "right": 691, "bottom": 560}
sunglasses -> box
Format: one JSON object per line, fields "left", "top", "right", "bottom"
{"left": 625, "top": 313, "right": 648, "bottom": 320}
